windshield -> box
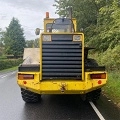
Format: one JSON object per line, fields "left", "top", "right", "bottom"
{"left": 46, "top": 18, "right": 75, "bottom": 33}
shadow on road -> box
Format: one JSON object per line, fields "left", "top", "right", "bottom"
{"left": 22, "top": 95, "right": 99, "bottom": 120}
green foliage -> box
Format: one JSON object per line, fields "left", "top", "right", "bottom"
{"left": 54, "top": 0, "right": 101, "bottom": 30}
{"left": 0, "top": 29, "right": 4, "bottom": 47}
{"left": 103, "top": 71, "right": 120, "bottom": 103}
{"left": 34, "top": 38, "right": 39, "bottom": 48}
{"left": 0, "top": 58, "right": 23, "bottom": 70}
{"left": 87, "top": 0, "right": 120, "bottom": 52}
{"left": 26, "top": 38, "right": 39, "bottom": 48}
{"left": 0, "top": 55, "right": 7, "bottom": 60}
{"left": 2, "top": 17, "right": 26, "bottom": 57}
{"left": 0, "top": 29, "right": 5, "bottom": 56}
{"left": 0, "top": 47, "right": 4, "bottom": 56}
{"left": 89, "top": 45, "right": 120, "bottom": 70}
{"left": 26, "top": 40, "right": 34, "bottom": 48}
{"left": 54, "top": 0, "right": 120, "bottom": 52}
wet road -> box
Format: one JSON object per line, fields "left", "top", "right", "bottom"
{"left": 0, "top": 71, "right": 120, "bottom": 120}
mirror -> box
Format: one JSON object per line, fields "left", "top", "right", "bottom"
{"left": 35, "top": 28, "right": 40, "bottom": 35}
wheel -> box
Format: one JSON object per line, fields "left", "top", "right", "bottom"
{"left": 86, "top": 89, "right": 101, "bottom": 102}
{"left": 21, "top": 88, "right": 41, "bottom": 103}
{"left": 85, "top": 58, "right": 98, "bottom": 67}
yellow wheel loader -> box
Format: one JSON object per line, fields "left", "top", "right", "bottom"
{"left": 17, "top": 11, "right": 107, "bottom": 103}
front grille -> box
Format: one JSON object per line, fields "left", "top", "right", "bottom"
{"left": 42, "top": 34, "right": 82, "bottom": 80}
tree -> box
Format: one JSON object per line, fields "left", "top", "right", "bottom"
{"left": 34, "top": 38, "right": 39, "bottom": 48}
{"left": 3, "top": 17, "right": 25, "bottom": 57}
{"left": 54, "top": 0, "right": 102, "bottom": 30}
{"left": 0, "top": 29, "right": 5, "bottom": 56}
{"left": 87, "top": 0, "right": 120, "bottom": 52}
{"left": 0, "top": 29, "right": 4, "bottom": 47}
{"left": 26, "top": 40, "right": 34, "bottom": 48}
{"left": 54, "top": 0, "right": 119, "bottom": 52}
{"left": 26, "top": 38, "right": 39, "bottom": 48}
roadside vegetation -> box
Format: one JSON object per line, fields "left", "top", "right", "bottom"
{"left": 0, "top": 66, "right": 18, "bottom": 73}
{"left": 0, "top": 18, "right": 25, "bottom": 71}
{"left": 54, "top": 0, "right": 120, "bottom": 104}
{"left": 0, "top": 58, "right": 22, "bottom": 71}
{"left": 0, "top": 18, "right": 38, "bottom": 71}
{"left": 103, "top": 71, "right": 120, "bottom": 105}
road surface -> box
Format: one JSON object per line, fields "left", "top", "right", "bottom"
{"left": 0, "top": 71, "right": 120, "bottom": 120}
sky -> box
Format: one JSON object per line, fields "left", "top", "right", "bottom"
{"left": 0, "top": 0, "right": 58, "bottom": 40}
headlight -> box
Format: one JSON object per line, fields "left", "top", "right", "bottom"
{"left": 42, "top": 35, "right": 51, "bottom": 41}
{"left": 73, "top": 35, "right": 81, "bottom": 41}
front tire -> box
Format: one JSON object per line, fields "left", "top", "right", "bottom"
{"left": 21, "top": 88, "right": 41, "bottom": 103}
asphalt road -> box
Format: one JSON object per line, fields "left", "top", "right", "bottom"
{"left": 0, "top": 71, "right": 120, "bottom": 120}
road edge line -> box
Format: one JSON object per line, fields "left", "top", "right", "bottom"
{"left": 89, "top": 101, "right": 105, "bottom": 120}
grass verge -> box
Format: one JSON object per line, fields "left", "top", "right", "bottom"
{"left": 0, "top": 66, "right": 18, "bottom": 73}
{"left": 103, "top": 71, "right": 120, "bottom": 106}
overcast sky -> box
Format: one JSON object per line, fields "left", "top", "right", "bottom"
{"left": 0, "top": 0, "right": 58, "bottom": 40}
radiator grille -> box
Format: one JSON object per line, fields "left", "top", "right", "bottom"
{"left": 42, "top": 34, "right": 82, "bottom": 80}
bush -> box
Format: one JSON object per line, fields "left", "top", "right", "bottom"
{"left": 89, "top": 45, "right": 120, "bottom": 71}
{"left": 103, "top": 71, "right": 120, "bottom": 103}
{"left": 0, "top": 56, "right": 7, "bottom": 60}
{"left": 0, "top": 59, "right": 23, "bottom": 70}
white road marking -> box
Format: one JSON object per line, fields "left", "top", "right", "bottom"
{"left": 11, "top": 71, "right": 16, "bottom": 74}
{"left": 0, "top": 73, "right": 11, "bottom": 77}
{"left": 0, "top": 71, "right": 16, "bottom": 78}
{"left": 1, "top": 75, "right": 8, "bottom": 78}
{"left": 89, "top": 101, "right": 105, "bottom": 120}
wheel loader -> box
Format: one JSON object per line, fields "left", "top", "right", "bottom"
{"left": 17, "top": 11, "right": 107, "bottom": 103}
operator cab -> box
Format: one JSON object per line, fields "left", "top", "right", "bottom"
{"left": 46, "top": 18, "right": 75, "bottom": 33}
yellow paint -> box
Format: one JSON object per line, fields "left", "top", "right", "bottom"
{"left": 82, "top": 34, "right": 84, "bottom": 80}
{"left": 40, "top": 35, "right": 42, "bottom": 81}
{"left": 17, "top": 71, "right": 107, "bottom": 94}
